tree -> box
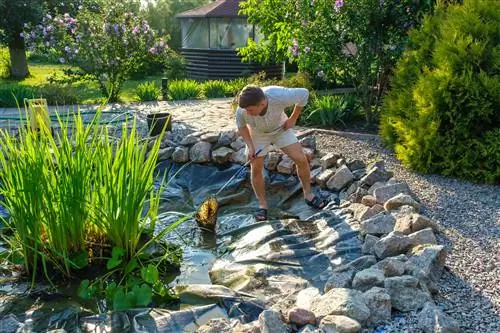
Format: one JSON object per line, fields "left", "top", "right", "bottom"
{"left": 0, "top": 0, "right": 43, "bottom": 79}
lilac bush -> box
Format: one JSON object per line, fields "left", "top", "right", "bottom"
{"left": 25, "top": 3, "right": 169, "bottom": 102}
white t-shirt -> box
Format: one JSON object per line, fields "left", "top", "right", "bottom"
{"left": 235, "top": 86, "right": 309, "bottom": 135}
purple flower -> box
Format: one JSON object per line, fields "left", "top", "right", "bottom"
{"left": 335, "top": 0, "right": 344, "bottom": 13}
{"left": 149, "top": 47, "right": 157, "bottom": 55}
{"left": 19, "top": 32, "right": 25, "bottom": 38}
{"left": 290, "top": 38, "right": 299, "bottom": 56}
{"left": 113, "top": 24, "right": 120, "bottom": 36}
{"left": 132, "top": 26, "right": 140, "bottom": 34}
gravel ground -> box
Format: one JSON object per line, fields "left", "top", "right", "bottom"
{"left": 315, "top": 132, "right": 500, "bottom": 333}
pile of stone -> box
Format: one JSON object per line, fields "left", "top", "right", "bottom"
{"left": 150, "top": 131, "right": 459, "bottom": 333}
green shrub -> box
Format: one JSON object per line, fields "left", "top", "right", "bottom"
{"left": 0, "top": 47, "right": 11, "bottom": 79}
{"left": 164, "top": 52, "right": 187, "bottom": 81}
{"left": 226, "top": 77, "right": 249, "bottom": 96}
{"left": 303, "top": 95, "right": 350, "bottom": 127}
{"left": 202, "top": 80, "right": 231, "bottom": 98}
{"left": 0, "top": 85, "right": 35, "bottom": 107}
{"left": 380, "top": 0, "right": 500, "bottom": 184}
{"left": 136, "top": 81, "right": 161, "bottom": 101}
{"left": 35, "top": 84, "right": 79, "bottom": 105}
{"left": 279, "top": 72, "right": 313, "bottom": 91}
{"left": 168, "top": 80, "right": 203, "bottom": 100}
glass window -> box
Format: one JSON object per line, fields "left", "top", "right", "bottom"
{"left": 209, "top": 18, "right": 253, "bottom": 49}
{"left": 181, "top": 19, "right": 209, "bottom": 49}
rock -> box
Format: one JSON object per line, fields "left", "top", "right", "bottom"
{"left": 367, "top": 182, "right": 386, "bottom": 195}
{"left": 319, "top": 315, "right": 361, "bottom": 333}
{"left": 349, "top": 203, "right": 373, "bottom": 221}
{"left": 297, "top": 324, "right": 323, "bottom": 333}
{"left": 299, "top": 136, "right": 316, "bottom": 151}
{"left": 277, "top": 156, "right": 295, "bottom": 174}
{"left": 324, "top": 268, "right": 356, "bottom": 292}
{"left": 352, "top": 268, "right": 385, "bottom": 292}
{"left": 311, "top": 168, "right": 323, "bottom": 185}
{"left": 326, "top": 166, "right": 355, "bottom": 191}
{"left": 196, "top": 318, "right": 233, "bottom": 333}
{"left": 230, "top": 137, "right": 246, "bottom": 151}
{"left": 303, "top": 148, "right": 315, "bottom": 161}
{"left": 321, "top": 153, "right": 340, "bottom": 170}
{"left": 408, "top": 228, "right": 437, "bottom": 246}
{"left": 181, "top": 134, "right": 200, "bottom": 146}
{"left": 371, "top": 204, "right": 385, "bottom": 214}
{"left": 384, "top": 276, "right": 432, "bottom": 312}
{"left": 361, "top": 212, "right": 396, "bottom": 235}
{"left": 347, "top": 159, "right": 365, "bottom": 172}
{"left": 347, "top": 188, "right": 367, "bottom": 204}
{"left": 418, "top": 302, "right": 460, "bottom": 333}
{"left": 310, "top": 158, "right": 322, "bottom": 169}
{"left": 373, "top": 232, "right": 412, "bottom": 259}
{"left": 344, "top": 255, "right": 378, "bottom": 272}
{"left": 189, "top": 141, "right": 212, "bottom": 163}
{"left": 394, "top": 214, "right": 413, "bottom": 235}
{"left": 287, "top": 307, "right": 316, "bottom": 327}
{"left": 231, "top": 148, "right": 247, "bottom": 164}
{"left": 317, "top": 169, "right": 336, "bottom": 188}
{"left": 384, "top": 194, "right": 421, "bottom": 212}
{"left": 218, "top": 130, "right": 237, "bottom": 146}
{"left": 296, "top": 287, "right": 321, "bottom": 310}
{"left": 200, "top": 132, "right": 220, "bottom": 143}
{"left": 234, "top": 321, "right": 261, "bottom": 333}
{"left": 345, "top": 181, "right": 359, "bottom": 197}
{"left": 361, "top": 195, "right": 377, "bottom": 207}
{"left": 360, "top": 167, "right": 391, "bottom": 186}
{"left": 362, "top": 287, "right": 391, "bottom": 325}
{"left": 158, "top": 147, "right": 175, "bottom": 161}
{"left": 407, "top": 245, "right": 447, "bottom": 281}
{"left": 265, "top": 152, "right": 282, "bottom": 171}
{"left": 336, "top": 158, "right": 346, "bottom": 167}
{"left": 310, "top": 288, "right": 370, "bottom": 324}
{"left": 372, "top": 255, "right": 407, "bottom": 277}
{"left": 412, "top": 214, "right": 439, "bottom": 232}
{"left": 392, "top": 205, "right": 417, "bottom": 216}
{"left": 373, "top": 182, "right": 412, "bottom": 203}
{"left": 352, "top": 169, "right": 366, "bottom": 180}
{"left": 172, "top": 146, "right": 189, "bottom": 163}
{"left": 362, "top": 235, "right": 379, "bottom": 255}
{"left": 211, "top": 147, "right": 234, "bottom": 164}
{"left": 259, "top": 310, "right": 290, "bottom": 333}
{"left": 0, "top": 314, "right": 22, "bottom": 333}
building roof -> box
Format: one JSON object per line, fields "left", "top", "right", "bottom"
{"left": 176, "top": 0, "right": 245, "bottom": 19}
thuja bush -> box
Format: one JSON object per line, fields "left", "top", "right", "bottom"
{"left": 380, "top": 0, "right": 500, "bottom": 184}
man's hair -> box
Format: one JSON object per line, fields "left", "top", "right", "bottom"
{"left": 238, "top": 85, "right": 265, "bottom": 108}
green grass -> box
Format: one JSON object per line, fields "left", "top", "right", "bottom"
{"left": 0, "top": 63, "right": 164, "bottom": 105}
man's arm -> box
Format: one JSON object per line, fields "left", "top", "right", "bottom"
{"left": 278, "top": 88, "right": 309, "bottom": 129}
{"left": 235, "top": 107, "right": 256, "bottom": 159}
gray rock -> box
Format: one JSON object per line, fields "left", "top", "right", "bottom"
{"left": 230, "top": 137, "right": 246, "bottom": 150}
{"left": 230, "top": 148, "right": 247, "bottom": 164}
{"left": 347, "top": 159, "right": 365, "bottom": 172}
{"left": 311, "top": 168, "right": 323, "bottom": 185}
{"left": 407, "top": 245, "right": 447, "bottom": 281}
{"left": 217, "top": 130, "right": 237, "bottom": 146}
{"left": 211, "top": 147, "right": 234, "bottom": 164}
{"left": 287, "top": 307, "right": 316, "bottom": 327}
{"left": 408, "top": 228, "right": 437, "bottom": 246}
{"left": 265, "top": 152, "right": 282, "bottom": 171}
{"left": 327, "top": 166, "right": 355, "bottom": 191}
{"left": 317, "top": 169, "right": 336, "bottom": 188}
{"left": 373, "top": 232, "right": 412, "bottom": 259}
{"left": 200, "top": 132, "right": 220, "bottom": 143}
{"left": 180, "top": 134, "right": 200, "bottom": 146}
{"left": 300, "top": 136, "right": 317, "bottom": 151}
{"left": 394, "top": 213, "right": 413, "bottom": 235}
{"left": 372, "top": 255, "right": 407, "bottom": 277}
{"left": 362, "top": 235, "right": 379, "bottom": 255}
{"left": 363, "top": 287, "right": 391, "bottom": 325}
{"left": 0, "top": 314, "right": 22, "bottom": 333}
{"left": 371, "top": 204, "right": 385, "bottom": 214}
{"left": 189, "top": 141, "right": 212, "bottom": 163}
{"left": 352, "top": 268, "right": 385, "bottom": 292}
{"left": 384, "top": 194, "right": 421, "bottom": 212}
{"left": 196, "top": 318, "right": 233, "bottom": 333}
{"left": 310, "top": 158, "right": 322, "bottom": 169}
{"left": 346, "top": 181, "right": 360, "bottom": 197}
{"left": 349, "top": 203, "right": 371, "bottom": 221}
{"left": 418, "top": 302, "right": 460, "bottom": 333}
{"left": 347, "top": 188, "right": 368, "bottom": 204}
{"left": 303, "top": 147, "right": 315, "bottom": 161}
{"left": 298, "top": 324, "right": 324, "bottom": 333}
{"left": 319, "top": 315, "right": 361, "bottom": 333}
{"left": 311, "top": 288, "right": 371, "bottom": 324}
{"left": 172, "top": 146, "right": 189, "bottom": 163}
{"left": 277, "top": 156, "right": 295, "bottom": 174}
{"left": 360, "top": 166, "right": 391, "bottom": 186}
{"left": 361, "top": 195, "right": 377, "bottom": 207}
{"left": 158, "top": 147, "right": 175, "bottom": 161}
{"left": 324, "top": 268, "right": 356, "bottom": 292}
{"left": 384, "top": 276, "right": 432, "bottom": 312}
{"left": 296, "top": 287, "right": 321, "bottom": 310}
{"left": 336, "top": 158, "right": 347, "bottom": 167}
{"left": 345, "top": 255, "right": 378, "bottom": 272}
{"left": 367, "top": 182, "right": 386, "bottom": 195}
{"left": 361, "top": 212, "right": 396, "bottom": 235}
{"left": 352, "top": 169, "right": 366, "bottom": 180}
{"left": 321, "top": 153, "right": 340, "bottom": 170}
{"left": 412, "top": 214, "right": 439, "bottom": 232}
{"left": 259, "top": 309, "right": 290, "bottom": 333}
{"left": 373, "top": 182, "right": 412, "bottom": 203}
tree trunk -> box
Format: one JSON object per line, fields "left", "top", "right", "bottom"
{"left": 8, "top": 35, "right": 30, "bottom": 79}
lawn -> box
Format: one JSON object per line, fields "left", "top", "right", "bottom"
{"left": 0, "top": 63, "right": 164, "bottom": 105}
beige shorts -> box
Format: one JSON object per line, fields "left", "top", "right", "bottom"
{"left": 250, "top": 129, "right": 298, "bottom": 154}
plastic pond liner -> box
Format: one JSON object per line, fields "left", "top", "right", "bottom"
{"left": 0, "top": 160, "right": 362, "bottom": 332}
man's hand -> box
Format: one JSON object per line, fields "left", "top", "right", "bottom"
{"left": 247, "top": 145, "right": 256, "bottom": 161}
{"left": 283, "top": 117, "right": 297, "bottom": 130}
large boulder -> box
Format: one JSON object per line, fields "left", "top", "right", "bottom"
{"left": 324, "top": 268, "right": 356, "bottom": 292}
{"left": 321, "top": 153, "right": 340, "bottom": 170}
{"left": 265, "top": 152, "right": 282, "bottom": 171}
{"left": 200, "top": 132, "right": 220, "bottom": 143}
{"left": 310, "top": 288, "right": 371, "bottom": 324}
{"left": 286, "top": 307, "right": 316, "bottom": 327}
{"left": 296, "top": 287, "right": 321, "bottom": 310}
{"left": 360, "top": 212, "right": 396, "bottom": 235}
{"left": 373, "top": 232, "right": 412, "bottom": 259}
{"left": 360, "top": 166, "right": 391, "bottom": 186}
{"left": 317, "top": 169, "right": 336, "bottom": 188}
{"left": 372, "top": 255, "right": 407, "bottom": 277}
{"left": 384, "top": 276, "right": 432, "bottom": 312}
{"left": 408, "top": 228, "right": 437, "bottom": 246}
{"left": 407, "top": 245, "right": 447, "bottom": 282}
{"left": 352, "top": 268, "right": 385, "bottom": 292}
{"left": 158, "top": 147, "right": 175, "bottom": 161}
{"left": 230, "top": 137, "right": 246, "bottom": 151}
{"left": 373, "top": 182, "right": 411, "bottom": 203}
{"left": 212, "top": 147, "right": 234, "bottom": 164}
{"left": 319, "top": 315, "right": 361, "bottom": 333}
{"left": 326, "top": 166, "right": 355, "bottom": 191}
{"left": 299, "top": 135, "right": 317, "bottom": 151}
{"left": 172, "top": 146, "right": 189, "bottom": 163}
{"left": 418, "top": 302, "right": 460, "bottom": 333}
{"left": 231, "top": 148, "right": 247, "bottom": 164}
{"left": 189, "top": 141, "right": 212, "bottom": 163}
{"left": 384, "top": 193, "right": 421, "bottom": 212}
{"left": 277, "top": 156, "right": 295, "bottom": 174}
{"left": 196, "top": 318, "right": 233, "bottom": 333}
{"left": 362, "top": 235, "right": 379, "bottom": 255}
{"left": 362, "top": 287, "right": 391, "bottom": 325}
{"left": 259, "top": 310, "right": 290, "bottom": 333}
{"left": 217, "top": 130, "right": 237, "bottom": 146}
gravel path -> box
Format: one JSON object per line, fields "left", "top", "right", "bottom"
{"left": 315, "top": 132, "right": 500, "bottom": 332}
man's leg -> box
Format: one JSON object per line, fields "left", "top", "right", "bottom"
{"left": 280, "top": 142, "right": 314, "bottom": 201}
{"left": 250, "top": 156, "right": 268, "bottom": 209}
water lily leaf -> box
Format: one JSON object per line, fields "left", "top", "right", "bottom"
{"left": 107, "top": 247, "right": 125, "bottom": 270}
{"left": 77, "top": 279, "right": 92, "bottom": 300}
{"left": 134, "top": 284, "right": 152, "bottom": 307}
{"left": 140, "top": 264, "right": 159, "bottom": 285}
{"left": 113, "top": 288, "right": 131, "bottom": 311}
{"left": 124, "top": 259, "right": 138, "bottom": 275}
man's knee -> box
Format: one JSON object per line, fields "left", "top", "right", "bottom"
{"left": 250, "top": 157, "right": 264, "bottom": 174}
{"left": 292, "top": 151, "right": 308, "bottom": 168}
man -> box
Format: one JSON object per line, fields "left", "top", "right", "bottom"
{"left": 235, "top": 85, "right": 327, "bottom": 221}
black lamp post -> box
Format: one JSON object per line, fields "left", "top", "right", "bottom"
{"left": 161, "top": 77, "right": 169, "bottom": 101}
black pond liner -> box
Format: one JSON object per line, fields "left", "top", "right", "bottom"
{"left": 0, "top": 161, "right": 362, "bottom": 332}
